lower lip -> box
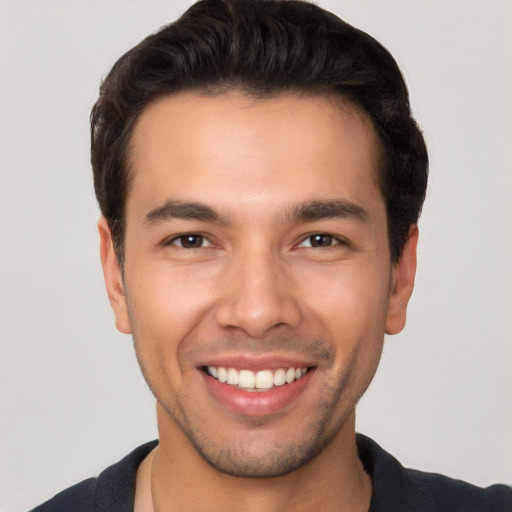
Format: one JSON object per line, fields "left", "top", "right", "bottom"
{"left": 201, "top": 370, "right": 313, "bottom": 416}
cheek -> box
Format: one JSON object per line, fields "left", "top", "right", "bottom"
{"left": 124, "top": 265, "right": 218, "bottom": 383}
{"left": 299, "top": 262, "right": 389, "bottom": 394}
{"left": 301, "top": 262, "right": 391, "bottom": 339}
{"left": 127, "top": 258, "right": 218, "bottom": 327}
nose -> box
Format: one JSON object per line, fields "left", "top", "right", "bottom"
{"left": 215, "top": 249, "right": 302, "bottom": 338}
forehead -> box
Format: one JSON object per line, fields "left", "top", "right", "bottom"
{"left": 127, "top": 91, "right": 384, "bottom": 219}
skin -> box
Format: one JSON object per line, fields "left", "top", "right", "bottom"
{"left": 99, "top": 91, "right": 418, "bottom": 512}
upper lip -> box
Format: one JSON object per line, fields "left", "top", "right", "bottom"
{"left": 196, "top": 353, "right": 316, "bottom": 371}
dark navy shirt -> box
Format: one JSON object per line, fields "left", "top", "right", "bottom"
{"left": 30, "top": 434, "right": 512, "bottom": 511}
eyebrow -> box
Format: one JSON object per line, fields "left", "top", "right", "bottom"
{"left": 144, "top": 198, "right": 369, "bottom": 227}
{"left": 144, "top": 200, "right": 228, "bottom": 226}
{"left": 285, "top": 199, "right": 369, "bottom": 223}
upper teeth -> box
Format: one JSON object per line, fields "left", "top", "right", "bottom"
{"left": 207, "top": 366, "right": 308, "bottom": 390}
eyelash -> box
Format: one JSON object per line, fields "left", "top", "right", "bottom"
{"left": 296, "top": 233, "right": 344, "bottom": 249}
{"left": 166, "top": 232, "right": 345, "bottom": 250}
{"left": 167, "top": 233, "right": 213, "bottom": 249}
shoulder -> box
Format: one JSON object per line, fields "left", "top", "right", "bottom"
{"left": 356, "top": 434, "right": 512, "bottom": 512}
{"left": 29, "top": 478, "right": 97, "bottom": 512}
{"left": 408, "top": 469, "right": 512, "bottom": 512}
{"left": 28, "top": 441, "right": 158, "bottom": 512}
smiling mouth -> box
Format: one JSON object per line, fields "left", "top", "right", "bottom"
{"left": 203, "top": 366, "right": 311, "bottom": 392}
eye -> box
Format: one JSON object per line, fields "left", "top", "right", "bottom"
{"left": 169, "top": 234, "right": 212, "bottom": 249}
{"left": 298, "top": 233, "right": 339, "bottom": 248}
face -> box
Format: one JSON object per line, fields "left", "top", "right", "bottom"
{"left": 99, "top": 91, "right": 417, "bottom": 477}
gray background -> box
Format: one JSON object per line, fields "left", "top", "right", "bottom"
{"left": 1, "top": 1, "right": 511, "bottom": 511}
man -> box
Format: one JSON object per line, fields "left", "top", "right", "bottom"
{"left": 30, "top": 0, "right": 511, "bottom": 511}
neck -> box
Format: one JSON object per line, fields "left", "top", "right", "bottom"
{"left": 135, "top": 408, "right": 371, "bottom": 512}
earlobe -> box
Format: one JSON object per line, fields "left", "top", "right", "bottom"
{"left": 98, "top": 217, "right": 132, "bottom": 334}
{"left": 385, "top": 225, "right": 419, "bottom": 335}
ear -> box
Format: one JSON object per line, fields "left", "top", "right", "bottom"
{"left": 98, "top": 216, "right": 131, "bottom": 334}
{"left": 385, "top": 225, "right": 418, "bottom": 335}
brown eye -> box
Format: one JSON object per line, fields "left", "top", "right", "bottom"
{"left": 171, "top": 234, "right": 210, "bottom": 248}
{"left": 311, "top": 234, "right": 333, "bottom": 247}
{"left": 300, "top": 233, "right": 336, "bottom": 248}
